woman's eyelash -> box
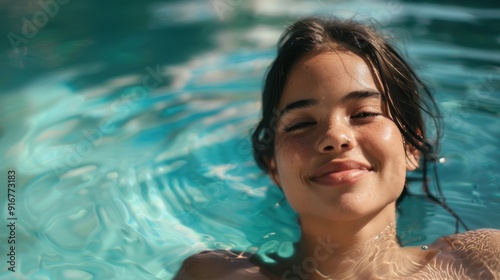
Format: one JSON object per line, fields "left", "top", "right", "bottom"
{"left": 351, "top": 112, "right": 381, "bottom": 119}
{"left": 283, "top": 112, "right": 380, "bottom": 131}
{"left": 283, "top": 122, "right": 315, "bottom": 132}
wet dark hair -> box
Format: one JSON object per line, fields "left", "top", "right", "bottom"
{"left": 251, "top": 16, "right": 468, "bottom": 232}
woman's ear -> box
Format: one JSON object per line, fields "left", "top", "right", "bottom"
{"left": 264, "top": 157, "right": 281, "bottom": 187}
{"left": 404, "top": 129, "right": 422, "bottom": 171}
{"left": 405, "top": 145, "right": 420, "bottom": 171}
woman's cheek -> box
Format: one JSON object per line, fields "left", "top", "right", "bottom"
{"left": 284, "top": 142, "right": 304, "bottom": 166}
{"left": 375, "top": 122, "right": 399, "bottom": 142}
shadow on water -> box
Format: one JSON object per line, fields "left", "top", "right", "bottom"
{"left": 0, "top": 0, "right": 219, "bottom": 91}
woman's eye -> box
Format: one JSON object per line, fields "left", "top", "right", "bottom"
{"left": 351, "top": 112, "right": 382, "bottom": 119}
{"left": 284, "top": 122, "right": 315, "bottom": 132}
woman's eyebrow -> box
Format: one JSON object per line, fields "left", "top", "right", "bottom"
{"left": 279, "top": 90, "right": 381, "bottom": 117}
{"left": 279, "top": 98, "right": 318, "bottom": 117}
{"left": 341, "top": 90, "right": 382, "bottom": 103}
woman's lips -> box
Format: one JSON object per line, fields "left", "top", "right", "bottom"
{"left": 310, "top": 160, "right": 372, "bottom": 186}
{"left": 311, "top": 169, "right": 371, "bottom": 185}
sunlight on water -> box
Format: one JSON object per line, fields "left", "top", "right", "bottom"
{"left": 0, "top": 0, "right": 498, "bottom": 279}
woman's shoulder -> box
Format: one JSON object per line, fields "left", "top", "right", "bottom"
{"left": 173, "top": 250, "right": 276, "bottom": 280}
{"left": 431, "top": 228, "right": 500, "bottom": 253}
{"left": 430, "top": 228, "right": 500, "bottom": 277}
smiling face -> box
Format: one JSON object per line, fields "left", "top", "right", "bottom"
{"left": 267, "top": 50, "right": 419, "bottom": 223}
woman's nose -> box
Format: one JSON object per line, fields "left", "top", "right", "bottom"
{"left": 317, "top": 120, "right": 354, "bottom": 153}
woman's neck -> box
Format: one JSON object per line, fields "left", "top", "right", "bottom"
{"left": 298, "top": 205, "right": 398, "bottom": 251}
{"left": 295, "top": 208, "right": 413, "bottom": 279}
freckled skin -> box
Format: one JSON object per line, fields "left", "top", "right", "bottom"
{"left": 268, "top": 51, "right": 414, "bottom": 227}
{"left": 175, "top": 229, "right": 500, "bottom": 280}
{"left": 173, "top": 50, "right": 500, "bottom": 280}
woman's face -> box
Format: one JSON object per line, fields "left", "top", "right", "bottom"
{"left": 267, "top": 51, "right": 418, "bottom": 222}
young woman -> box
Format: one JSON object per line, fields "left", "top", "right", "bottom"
{"left": 174, "top": 17, "right": 500, "bottom": 279}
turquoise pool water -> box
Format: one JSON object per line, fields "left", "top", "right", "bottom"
{"left": 1, "top": 0, "right": 499, "bottom": 279}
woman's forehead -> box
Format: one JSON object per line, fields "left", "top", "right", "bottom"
{"left": 280, "top": 51, "right": 382, "bottom": 108}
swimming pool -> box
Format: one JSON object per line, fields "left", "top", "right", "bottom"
{"left": 0, "top": 0, "right": 499, "bottom": 279}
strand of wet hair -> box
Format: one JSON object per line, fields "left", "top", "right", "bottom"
{"left": 429, "top": 156, "right": 469, "bottom": 232}
{"left": 416, "top": 155, "right": 469, "bottom": 233}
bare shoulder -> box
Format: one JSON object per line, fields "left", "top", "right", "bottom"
{"left": 432, "top": 228, "right": 500, "bottom": 254}
{"left": 431, "top": 229, "right": 500, "bottom": 278}
{"left": 173, "top": 250, "right": 274, "bottom": 280}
